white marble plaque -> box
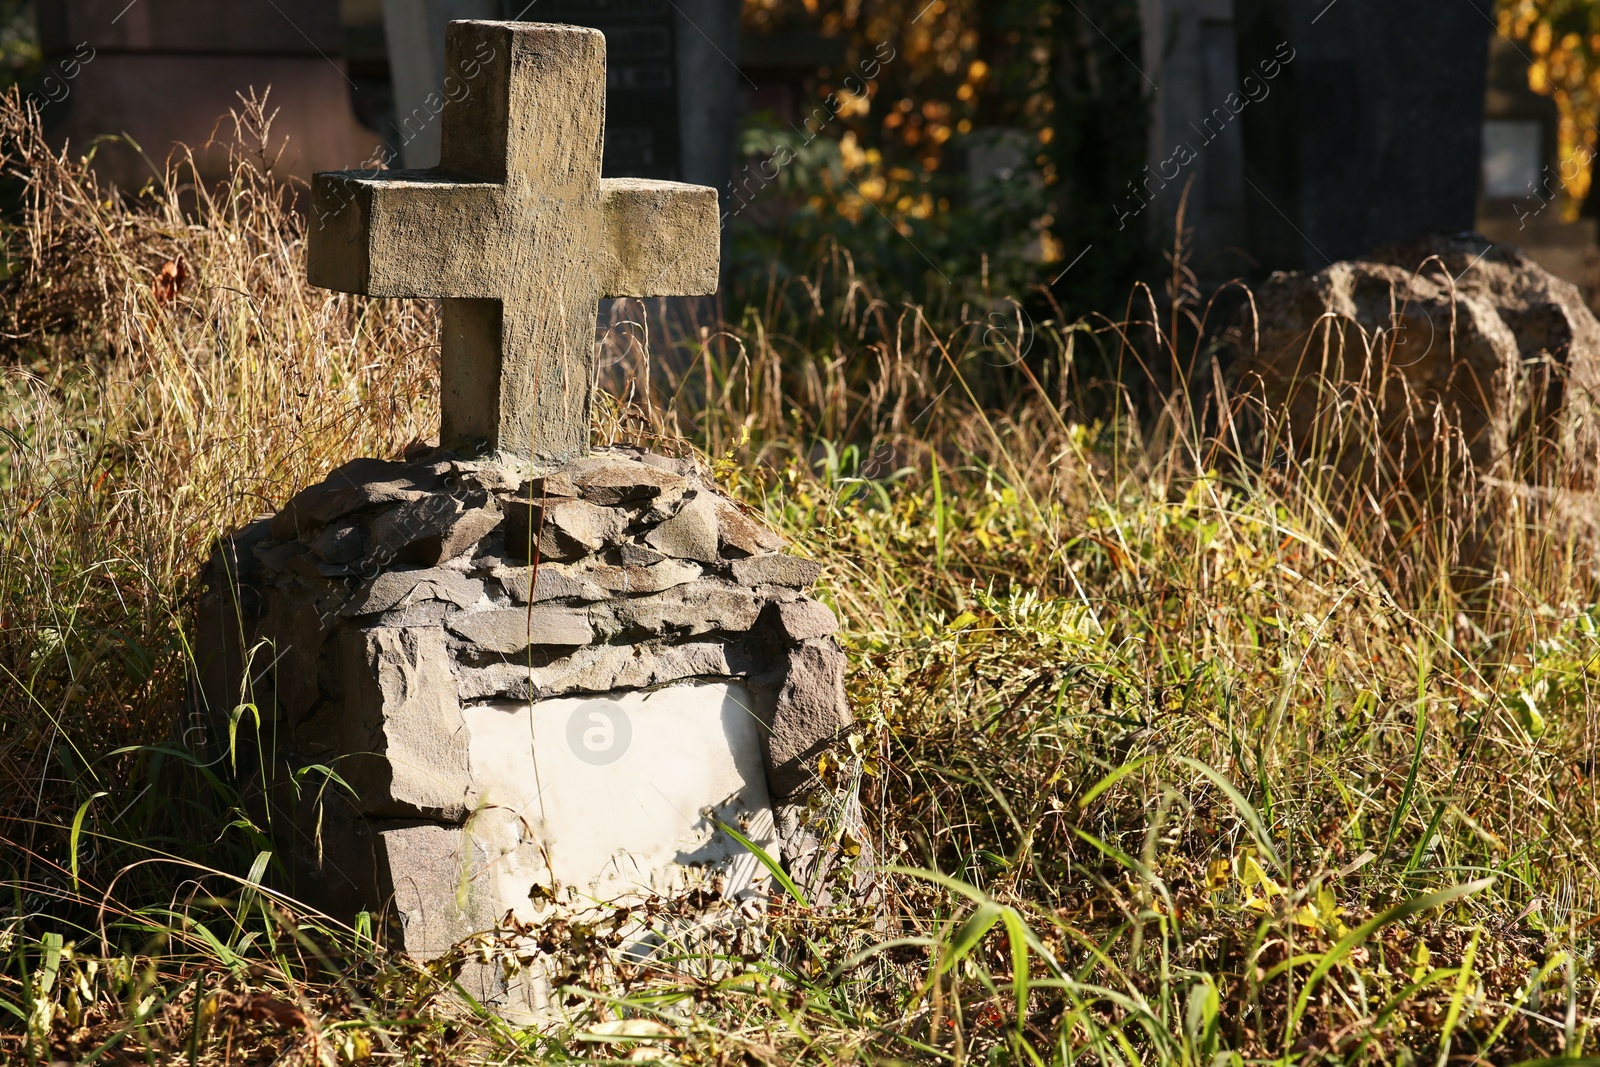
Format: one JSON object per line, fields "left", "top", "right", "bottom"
{"left": 462, "top": 679, "right": 778, "bottom": 921}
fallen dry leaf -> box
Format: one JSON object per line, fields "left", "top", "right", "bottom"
{"left": 152, "top": 255, "right": 188, "bottom": 305}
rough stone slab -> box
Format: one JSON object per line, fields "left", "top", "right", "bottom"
{"left": 448, "top": 606, "right": 595, "bottom": 652}
{"left": 715, "top": 500, "right": 786, "bottom": 557}
{"left": 764, "top": 598, "right": 839, "bottom": 644}
{"left": 760, "top": 639, "right": 852, "bottom": 798}
{"left": 377, "top": 822, "right": 500, "bottom": 962}
{"left": 256, "top": 539, "right": 314, "bottom": 575}
{"left": 365, "top": 492, "right": 500, "bottom": 568}
{"left": 308, "top": 520, "right": 364, "bottom": 564}
{"left": 730, "top": 553, "right": 821, "bottom": 589}
{"left": 644, "top": 491, "right": 719, "bottom": 563}
{"left": 256, "top": 587, "right": 329, "bottom": 724}
{"left": 600, "top": 583, "right": 763, "bottom": 639}
{"left": 342, "top": 567, "right": 485, "bottom": 616}
{"left": 580, "top": 559, "right": 702, "bottom": 596}
{"left": 638, "top": 453, "right": 702, "bottom": 477}
{"left": 493, "top": 562, "right": 608, "bottom": 604}
{"left": 338, "top": 627, "right": 473, "bottom": 819}
{"left": 415, "top": 504, "right": 503, "bottom": 566}
{"left": 619, "top": 543, "right": 667, "bottom": 567}
{"left": 271, "top": 458, "right": 440, "bottom": 540}
{"left": 452, "top": 461, "right": 525, "bottom": 494}
{"left": 504, "top": 498, "right": 626, "bottom": 561}
{"left": 455, "top": 640, "right": 734, "bottom": 702}
{"left": 517, "top": 472, "right": 577, "bottom": 499}
{"left": 574, "top": 461, "right": 688, "bottom": 506}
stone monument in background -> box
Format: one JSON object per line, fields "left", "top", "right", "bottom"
{"left": 36, "top": 0, "right": 381, "bottom": 188}
{"left": 197, "top": 20, "right": 857, "bottom": 1020}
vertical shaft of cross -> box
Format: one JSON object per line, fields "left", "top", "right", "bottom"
{"left": 436, "top": 22, "right": 605, "bottom": 463}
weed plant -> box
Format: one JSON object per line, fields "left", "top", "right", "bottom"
{"left": 1, "top": 92, "right": 1598, "bottom": 1064}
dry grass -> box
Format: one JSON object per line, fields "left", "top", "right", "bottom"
{"left": 3, "top": 91, "right": 1600, "bottom": 1065}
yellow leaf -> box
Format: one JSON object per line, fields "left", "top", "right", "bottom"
{"left": 1239, "top": 853, "right": 1284, "bottom": 897}
{"left": 587, "top": 1019, "right": 678, "bottom": 1041}
{"left": 1204, "top": 858, "right": 1230, "bottom": 892}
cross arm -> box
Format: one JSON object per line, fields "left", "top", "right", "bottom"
{"left": 309, "top": 170, "right": 505, "bottom": 298}
{"left": 598, "top": 178, "right": 721, "bottom": 298}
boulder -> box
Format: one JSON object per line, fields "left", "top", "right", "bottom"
{"left": 1242, "top": 234, "right": 1600, "bottom": 485}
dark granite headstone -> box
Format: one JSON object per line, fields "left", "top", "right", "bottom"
{"left": 1233, "top": 0, "right": 1494, "bottom": 270}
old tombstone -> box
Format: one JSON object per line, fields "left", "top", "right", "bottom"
{"left": 1241, "top": 233, "right": 1600, "bottom": 535}
{"left": 311, "top": 19, "right": 721, "bottom": 462}
{"left": 1231, "top": 0, "right": 1493, "bottom": 270}
{"left": 36, "top": 0, "right": 381, "bottom": 189}
{"left": 1135, "top": 0, "right": 1492, "bottom": 277}
{"left": 199, "top": 20, "right": 857, "bottom": 1019}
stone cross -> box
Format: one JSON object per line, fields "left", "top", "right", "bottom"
{"left": 308, "top": 20, "right": 721, "bottom": 463}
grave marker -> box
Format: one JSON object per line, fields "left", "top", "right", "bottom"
{"left": 199, "top": 19, "right": 862, "bottom": 1022}
{"left": 310, "top": 20, "right": 721, "bottom": 462}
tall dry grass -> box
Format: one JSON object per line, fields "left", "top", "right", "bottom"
{"left": 3, "top": 90, "right": 1600, "bottom": 1063}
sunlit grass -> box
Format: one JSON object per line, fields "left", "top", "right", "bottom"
{"left": 3, "top": 90, "right": 1600, "bottom": 1064}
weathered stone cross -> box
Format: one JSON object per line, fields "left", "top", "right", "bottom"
{"left": 308, "top": 20, "right": 720, "bottom": 463}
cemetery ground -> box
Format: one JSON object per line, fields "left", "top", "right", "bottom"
{"left": 4, "top": 100, "right": 1600, "bottom": 1067}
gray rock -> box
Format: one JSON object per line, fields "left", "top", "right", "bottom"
{"left": 575, "top": 460, "right": 688, "bottom": 507}
{"left": 271, "top": 458, "right": 440, "bottom": 540}
{"left": 580, "top": 558, "right": 702, "bottom": 596}
{"left": 366, "top": 599, "right": 459, "bottom": 630}
{"left": 255, "top": 587, "right": 329, "bottom": 724}
{"left": 638, "top": 453, "right": 701, "bottom": 477}
{"left": 308, "top": 520, "right": 365, "bottom": 564}
{"left": 730, "top": 554, "right": 821, "bottom": 589}
{"left": 447, "top": 606, "right": 594, "bottom": 652}
{"left": 337, "top": 627, "right": 473, "bottom": 819}
{"left": 343, "top": 567, "right": 484, "bottom": 616}
{"left": 504, "top": 497, "right": 625, "bottom": 561}
{"left": 644, "top": 491, "right": 719, "bottom": 563}
{"left": 456, "top": 639, "right": 736, "bottom": 701}
{"left": 516, "top": 472, "right": 577, "bottom": 499}
{"left": 759, "top": 639, "right": 852, "bottom": 799}
{"left": 365, "top": 493, "right": 501, "bottom": 568}
{"left": 493, "top": 562, "right": 607, "bottom": 603}
{"left": 715, "top": 499, "right": 786, "bottom": 557}
{"left": 603, "top": 582, "right": 763, "bottom": 638}
{"left": 411, "top": 504, "right": 503, "bottom": 566}
{"left": 256, "top": 539, "right": 313, "bottom": 574}
{"left": 375, "top": 822, "right": 500, "bottom": 961}
{"left": 451, "top": 460, "right": 524, "bottom": 494}
{"left": 765, "top": 598, "right": 839, "bottom": 643}
{"left": 619, "top": 543, "right": 667, "bottom": 567}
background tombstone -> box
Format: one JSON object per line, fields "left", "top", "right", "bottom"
{"left": 35, "top": 0, "right": 381, "bottom": 188}
{"left": 1137, "top": 0, "right": 1493, "bottom": 277}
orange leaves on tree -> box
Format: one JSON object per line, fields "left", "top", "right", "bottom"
{"left": 1499, "top": 0, "right": 1600, "bottom": 212}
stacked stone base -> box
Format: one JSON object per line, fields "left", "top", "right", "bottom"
{"left": 196, "top": 446, "right": 862, "bottom": 1017}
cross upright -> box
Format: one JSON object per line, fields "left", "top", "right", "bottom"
{"left": 308, "top": 20, "right": 720, "bottom": 463}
